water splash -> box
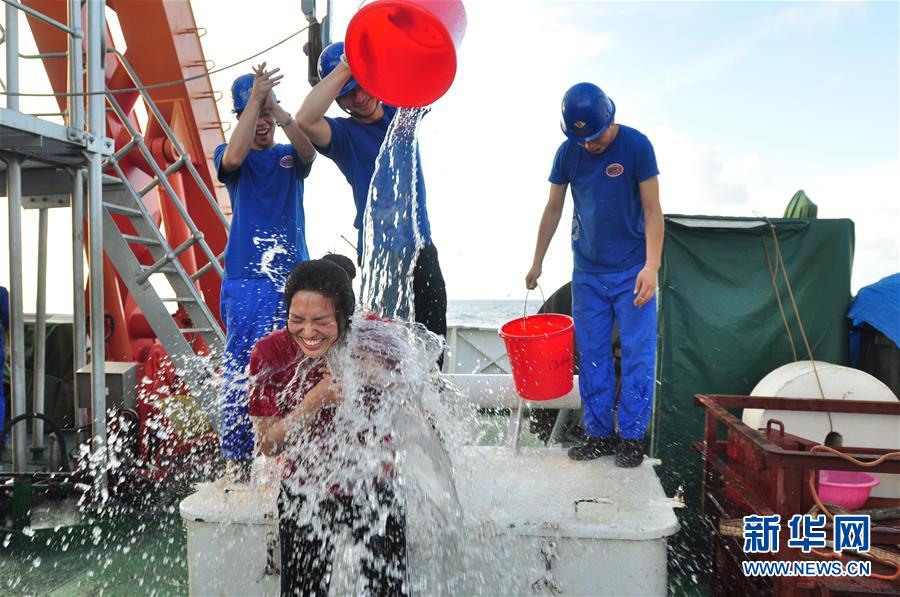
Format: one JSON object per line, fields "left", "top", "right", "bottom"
{"left": 360, "top": 107, "right": 429, "bottom": 321}
{"left": 252, "top": 234, "right": 289, "bottom": 290}
{"left": 267, "top": 315, "right": 519, "bottom": 594}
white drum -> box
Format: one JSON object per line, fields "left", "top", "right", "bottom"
{"left": 742, "top": 361, "right": 899, "bottom": 498}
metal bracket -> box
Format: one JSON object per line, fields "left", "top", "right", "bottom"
{"left": 23, "top": 195, "right": 69, "bottom": 209}
{"left": 69, "top": 128, "right": 114, "bottom": 155}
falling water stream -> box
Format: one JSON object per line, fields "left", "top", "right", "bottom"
{"left": 359, "top": 106, "right": 428, "bottom": 321}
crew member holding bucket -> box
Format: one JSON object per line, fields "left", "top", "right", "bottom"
{"left": 215, "top": 64, "right": 317, "bottom": 471}
{"left": 526, "top": 83, "right": 663, "bottom": 468}
{"left": 296, "top": 42, "right": 447, "bottom": 342}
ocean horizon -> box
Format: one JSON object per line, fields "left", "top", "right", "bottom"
{"left": 22, "top": 299, "right": 543, "bottom": 331}
{"left": 446, "top": 299, "right": 540, "bottom": 329}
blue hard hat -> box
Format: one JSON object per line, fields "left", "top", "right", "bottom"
{"left": 231, "top": 73, "right": 278, "bottom": 114}
{"left": 560, "top": 82, "right": 616, "bottom": 142}
{"left": 317, "top": 42, "right": 358, "bottom": 98}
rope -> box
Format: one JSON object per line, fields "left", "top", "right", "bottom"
{"left": 762, "top": 236, "right": 798, "bottom": 361}
{"left": 760, "top": 215, "right": 832, "bottom": 431}
{"left": 718, "top": 444, "right": 900, "bottom": 581}
{"left": 0, "top": 24, "right": 310, "bottom": 97}
{"left": 805, "top": 444, "right": 900, "bottom": 581}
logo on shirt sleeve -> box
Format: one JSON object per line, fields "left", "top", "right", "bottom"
{"left": 606, "top": 163, "right": 624, "bottom": 177}
{"left": 279, "top": 155, "right": 294, "bottom": 169}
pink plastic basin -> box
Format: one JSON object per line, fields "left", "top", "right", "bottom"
{"left": 817, "top": 470, "right": 880, "bottom": 511}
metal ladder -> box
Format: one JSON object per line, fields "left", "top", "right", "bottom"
{"left": 98, "top": 50, "right": 231, "bottom": 428}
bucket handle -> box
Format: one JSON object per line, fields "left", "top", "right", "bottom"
{"left": 523, "top": 284, "right": 546, "bottom": 322}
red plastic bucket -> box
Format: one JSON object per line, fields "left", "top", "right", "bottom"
{"left": 345, "top": 0, "right": 467, "bottom": 107}
{"left": 499, "top": 314, "right": 575, "bottom": 401}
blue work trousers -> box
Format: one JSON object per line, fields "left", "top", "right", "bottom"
{"left": 572, "top": 264, "right": 657, "bottom": 440}
{"left": 0, "top": 340, "right": 5, "bottom": 444}
{"left": 219, "top": 277, "right": 285, "bottom": 461}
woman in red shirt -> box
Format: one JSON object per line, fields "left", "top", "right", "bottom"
{"left": 248, "top": 258, "right": 407, "bottom": 596}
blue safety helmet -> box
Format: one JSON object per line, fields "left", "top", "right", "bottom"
{"left": 231, "top": 73, "right": 278, "bottom": 114}
{"left": 317, "top": 42, "right": 358, "bottom": 98}
{"left": 560, "top": 82, "right": 616, "bottom": 142}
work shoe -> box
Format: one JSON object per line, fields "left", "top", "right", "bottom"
{"left": 567, "top": 436, "right": 618, "bottom": 461}
{"left": 615, "top": 439, "right": 645, "bottom": 468}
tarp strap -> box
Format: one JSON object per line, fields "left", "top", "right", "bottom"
{"left": 761, "top": 215, "right": 833, "bottom": 431}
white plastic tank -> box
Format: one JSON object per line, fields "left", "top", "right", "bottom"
{"left": 180, "top": 447, "right": 680, "bottom": 596}
{"left": 742, "top": 360, "right": 899, "bottom": 498}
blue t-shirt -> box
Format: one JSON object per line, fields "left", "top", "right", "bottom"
{"left": 0, "top": 286, "right": 8, "bottom": 343}
{"left": 214, "top": 143, "right": 311, "bottom": 282}
{"left": 549, "top": 125, "right": 659, "bottom": 273}
{"left": 320, "top": 104, "right": 431, "bottom": 254}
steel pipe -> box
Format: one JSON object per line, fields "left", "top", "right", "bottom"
{"left": 86, "top": 0, "right": 108, "bottom": 497}
{"left": 31, "top": 208, "right": 48, "bottom": 449}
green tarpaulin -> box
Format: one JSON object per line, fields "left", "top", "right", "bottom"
{"left": 650, "top": 214, "right": 854, "bottom": 573}
{"left": 783, "top": 189, "right": 818, "bottom": 218}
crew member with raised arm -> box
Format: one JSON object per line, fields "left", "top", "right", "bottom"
{"left": 215, "top": 63, "right": 316, "bottom": 471}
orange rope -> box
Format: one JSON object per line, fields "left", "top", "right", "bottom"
{"left": 807, "top": 444, "right": 900, "bottom": 581}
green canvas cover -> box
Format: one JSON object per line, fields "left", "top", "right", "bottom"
{"left": 650, "top": 215, "right": 854, "bottom": 575}
{"left": 783, "top": 189, "right": 819, "bottom": 218}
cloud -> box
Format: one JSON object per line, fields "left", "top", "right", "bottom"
{"left": 655, "top": 2, "right": 870, "bottom": 100}
{"left": 650, "top": 126, "right": 752, "bottom": 215}
{"left": 763, "top": 2, "right": 868, "bottom": 35}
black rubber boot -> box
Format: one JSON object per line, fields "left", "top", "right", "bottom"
{"left": 615, "top": 439, "right": 645, "bottom": 468}
{"left": 567, "top": 436, "right": 618, "bottom": 461}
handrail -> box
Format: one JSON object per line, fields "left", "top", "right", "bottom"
{"left": 105, "top": 47, "right": 231, "bottom": 233}
{"left": 105, "top": 92, "right": 225, "bottom": 279}
{"left": 19, "top": 51, "right": 67, "bottom": 59}
{"left": 1, "top": 0, "right": 79, "bottom": 37}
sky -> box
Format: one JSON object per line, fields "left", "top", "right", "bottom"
{"left": 2, "top": 0, "right": 899, "bottom": 314}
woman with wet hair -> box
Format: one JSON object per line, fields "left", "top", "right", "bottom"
{"left": 247, "top": 258, "right": 407, "bottom": 596}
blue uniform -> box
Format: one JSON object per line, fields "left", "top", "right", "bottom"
{"left": 214, "top": 143, "right": 312, "bottom": 460}
{"left": 321, "top": 104, "right": 431, "bottom": 254}
{"left": 0, "top": 286, "right": 8, "bottom": 442}
{"left": 549, "top": 125, "right": 659, "bottom": 440}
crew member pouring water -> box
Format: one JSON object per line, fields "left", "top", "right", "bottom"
{"left": 296, "top": 42, "right": 447, "bottom": 343}
{"left": 526, "top": 83, "right": 663, "bottom": 468}
{"left": 215, "top": 64, "right": 317, "bottom": 470}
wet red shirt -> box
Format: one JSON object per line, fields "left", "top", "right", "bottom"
{"left": 247, "top": 328, "right": 393, "bottom": 493}
{"left": 247, "top": 328, "right": 327, "bottom": 420}
{"left": 247, "top": 329, "right": 333, "bottom": 480}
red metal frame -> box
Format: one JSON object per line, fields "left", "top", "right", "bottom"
{"left": 694, "top": 394, "right": 900, "bottom": 595}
